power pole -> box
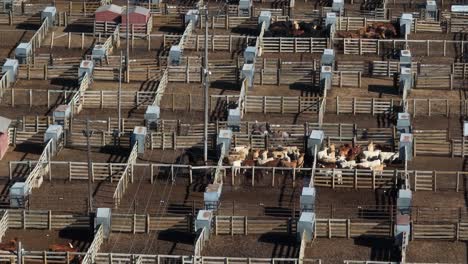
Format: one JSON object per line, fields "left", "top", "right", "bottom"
{"left": 83, "top": 118, "right": 94, "bottom": 213}
{"left": 203, "top": 5, "right": 209, "bottom": 164}
{"left": 126, "top": 0, "right": 130, "bottom": 70}
{"left": 118, "top": 51, "right": 122, "bottom": 133}
{"left": 17, "top": 241, "right": 22, "bottom": 264}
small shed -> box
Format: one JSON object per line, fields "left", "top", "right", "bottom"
{"left": 122, "top": 6, "right": 151, "bottom": 24}
{"left": 95, "top": 4, "right": 123, "bottom": 23}
{"left": 94, "top": 4, "right": 123, "bottom": 34}
{"left": 120, "top": 6, "right": 153, "bottom": 34}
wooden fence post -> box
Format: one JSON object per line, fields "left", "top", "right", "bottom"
{"left": 48, "top": 210, "right": 52, "bottom": 230}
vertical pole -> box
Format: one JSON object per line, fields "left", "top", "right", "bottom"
{"left": 203, "top": 6, "right": 209, "bottom": 164}
{"left": 118, "top": 51, "right": 122, "bottom": 133}
{"left": 85, "top": 118, "right": 93, "bottom": 213}
{"left": 17, "top": 241, "right": 22, "bottom": 264}
{"left": 126, "top": 0, "right": 130, "bottom": 71}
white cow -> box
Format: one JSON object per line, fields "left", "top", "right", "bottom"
{"left": 379, "top": 152, "right": 399, "bottom": 163}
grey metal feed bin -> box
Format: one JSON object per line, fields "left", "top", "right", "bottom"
{"left": 185, "top": 9, "right": 199, "bottom": 25}
{"left": 95, "top": 208, "right": 112, "bottom": 238}
{"left": 195, "top": 210, "right": 213, "bottom": 234}
{"left": 320, "top": 66, "right": 333, "bottom": 90}
{"left": 241, "top": 63, "right": 255, "bottom": 89}
{"left": 300, "top": 187, "right": 316, "bottom": 212}
{"left": 243, "top": 46, "right": 257, "bottom": 64}
{"left": 258, "top": 11, "right": 271, "bottom": 29}
{"left": 399, "top": 67, "right": 412, "bottom": 93}
{"left": 308, "top": 130, "right": 324, "bottom": 157}
{"left": 169, "top": 45, "right": 181, "bottom": 66}
{"left": 145, "top": 105, "right": 160, "bottom": 130}
{"left": 204, "top": 184, "right": 222, "bottom": 210}
{"left": 399, "top": 133, "right": 413, "bottom": 161}
{"left": 397, "top": 189, "right": 412, "bottom": 214}
{"left": 239, "top": 0, "right": 252, "bottom": 15}
{"left": 397, "top": 112, "right": 411, "bottom": 133}
{"left": 331, "top": 0, "right": 344, "bottom": 13}
{"left": 44, "top": 124, "right": 63, "bottom": 155}
{"left": 227, "top": 108, "right": 241, "bottom": 132}
{"left": 53, "top": 105, "right": 71, "bottom": 125}
{"left": 400, "top": 14, "right": 413, "bottom": 36}
{"left": 131, "top": 126, "right": 147, "bottom": 154}
{"left": 325, "top": 13, "right": 337, "bottom": 35}
{"left": 217, "top": 129, "right": 232, "bottom": 156}
{"left": 297, "top": 212, "right": 316, "bottom": 242}
{"left": 10, "top": 182, "right": 29, "bottom": 208}
{"left": 2, "top": 59, "right": 18, "bottom": 84}
{"left": 92, "top": 45, "right": 107, "bottom": 61}
{"left": 399, "top": 50, "right": 412, "bottom": 67}
{"left": 15, "top": 43, "right": 32, "bottom": 64}
{"left": 79, "top": 60, "right": 94, "bottom": 79}
{"left": 321, "top": 48, "right": 335, "bottom": 67}
{"left": 41, "top": 6, "right": 57, "bottom": 26}
{"left": 394, "top": 213, "right": 410, "bottom": 238}
{"left": 426, "top": 0, "right": 437, "bottom": 19}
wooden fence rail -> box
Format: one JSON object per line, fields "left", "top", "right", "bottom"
{"left": 5, "top": 87, "right": 468, "bottom": 116}
{"left": 0, "top": 211, "right": 8, "bottom": 242}
{"left": 10, "top": 160, "right": 468, "bottom": 193}
{"left": 82, "top": 225, "right": 104, "bottom": 264}
{"left": 112, "top": 143, "right": 138, "bottom": 208}
{"left": 0, "top": 252, "right": 318, "bottom": 264}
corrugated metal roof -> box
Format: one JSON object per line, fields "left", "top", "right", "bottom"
{"left": 0, "top": 116, "right": 11, "bottom": 132}
{"left": 96, "top": 4, "right": 123, "bottom": 14}
{"left": 128, "top": 6, "right": 150, "bottom": 16}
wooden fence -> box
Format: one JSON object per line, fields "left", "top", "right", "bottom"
{"left": 82, "top": 225, "right": 104, "bottom": 264}
{"left": 112, "top": 143, "right": 138, "bottom": 208}
{"left": 23, "top": 139, "right": 53, "bottom": 193}
{"left": 335, "top": 38, "right": 468, "bottom": 58}
{"left": 194, "top": 227, "right": 207, "bottom": 257}
{"left": 0, "top": 211, "right": 8, "bottom": 242}
{"left": 0, "top": 252, "right": 316, "bottom": 264}
{"left": 0, "top": 69, "right": 11, "bottom": 99}
{"left": 17, "top": 59, "right": 468, "bottom": 83}
{"left": 28, "top": 17, "right": 51, "bottom": 57}
{"left": 6, "top": 210, "right": 90, "bottom": 230}
{"left": 68, "top": 72, "right": 90, "bottom": 117}
{"left": 152, "top": 69, "right": 168, "bottom": 107}
{"left": 3, "top": 93, "right": 468, "bottom": 124}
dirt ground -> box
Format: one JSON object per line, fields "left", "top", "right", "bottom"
{"left": 101, "top": 231, "right": 195, "bottom": 255}
{"left": 29, "top": 180, "right": 117, "bottom": 212}
{"left": 304, "top": 238, "right": 399, "bottom": 263}
{"left": 203, "top": 234, "right": 299, "bottom": 258}
{"left": 3, "top": 228, "right": 93, "bottom": 252}
{"left": 53, "top": 146, "right": 130, "bottom": 163}
{"left": 406, "top": 241, "right": 467, "bottom": 263}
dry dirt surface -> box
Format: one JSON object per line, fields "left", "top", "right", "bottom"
{"left": 3, "top": 229, "right": 92, "bottom": 252}
{"left": 101, "top": 231, "right": 195, "bottom": 255}
{"left": 304, "top": 237, "right": 399, "bottom": 263}
{"left": 203, "top": 234, "right": 299, "bottom": 258}
{"left": 406, "top": 241, "right": 467, "bottom": 263}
